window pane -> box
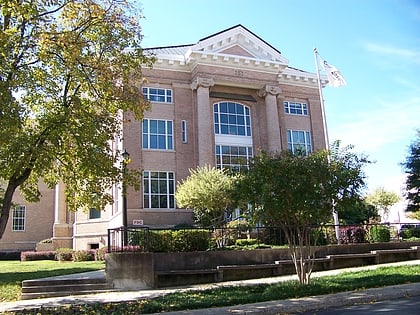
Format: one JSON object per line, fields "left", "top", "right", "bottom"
{"left": 150, "top": 120, "right": 157, "bottom": 133}
{"left": 158, "top": 135, "right": 166, "bottom": 149}
{"left": 151, "top": 179, "right": 159, "bottom": 193}
{"left": 142, "top": 134, "right": 148, "bottom": 148}
{"left": 150, "top": 135, "right": 157, "bottom": 148}
{"left": 228, "top": 102, "right": 236, "bottom": 113}
{"left": 159, "top": 180, "right": 167, "bottom": 193}
{"left": 168, "top": 136, "right": 173, "bottom": 149}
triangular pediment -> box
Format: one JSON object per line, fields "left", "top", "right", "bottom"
{"left": 190, "top": 24, "right": 288, "bottom": 64}
{"left": 220, "top": 45, "right": 254, "bottom": 58}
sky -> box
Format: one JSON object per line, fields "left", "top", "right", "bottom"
{"left": 137, "top": 0, "right": 420, "bottom": 204}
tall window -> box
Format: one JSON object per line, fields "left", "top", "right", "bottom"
{"left": 181, "top": 120, "right": 187, "bottom": 143}
{"left": 287, "top": 130, "right": 312, "bottom": 155}
{"left": 284, "top": 101, "right": 308, "bottom": 116}
{"left": 216, "top": 145, "right": 253, "bottom": 171}
{"left": 214, "top": 102, "right": 251, "bottom": 136}
{"left": 142, "top": 119, "right": 173, "bottom": 150}
{"left": 143, "top": 171, "right": 175, "bottom": 209}
{"left": 12, "top": 205, "right": 25, "bottom": 231}
{"left": 142, "top": 87, "right": 172, "bottom": 103}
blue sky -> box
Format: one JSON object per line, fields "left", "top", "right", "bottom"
{"left": 138, "top": 0, "right": 420, "bottom": 198}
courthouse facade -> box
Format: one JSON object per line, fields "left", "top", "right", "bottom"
{"left": 0, "top": 25, "right": 328, "bottom": 251}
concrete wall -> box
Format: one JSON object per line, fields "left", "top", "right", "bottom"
{"left": 106, "top": 242, "right": 420, "bottom": 289}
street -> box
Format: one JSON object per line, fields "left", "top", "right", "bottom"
{"left": 298, "top": 296, "right": 420, "bottom": 314}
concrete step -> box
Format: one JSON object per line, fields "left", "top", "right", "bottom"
{"left": 21, "top": 270, "right": 114, "bottom": 300}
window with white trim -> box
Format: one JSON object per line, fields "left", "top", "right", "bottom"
{"left": 12, "top": 205, "right": 25, "bottom": 231}
{"left": 216, "top": 145, "right": 253, "bottom": 171}
{"left": 142, "top": 87, "right": 172, "bottom": 103}
{"left": 287, "top": 130, "right": 312, "bottom": 155}
{"left": 214, "top": 102, "right": 251, "bottom": 136}
{"left": 284, "top": 101, "right": 308, "bottom": 116}
{"left": 181, "top": 120, "right": 187, "bottom": 143}
{"left": 89, "top": 208, "right": 101, "bottom": 219}
{"left": 142, "top": 119, "right": 173, "bottom": 150}
{"left": 143, "top": 171, "right": 175, "bottom": 209}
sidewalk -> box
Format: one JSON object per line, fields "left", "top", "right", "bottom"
{"left": 2, "top": 260, "right": 420, "bottom": 314}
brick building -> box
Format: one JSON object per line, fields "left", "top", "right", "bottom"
{"left": 0, "top": 25, "right": 328, "bottom": 252}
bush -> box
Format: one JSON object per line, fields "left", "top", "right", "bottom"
{"left": 369, "top": 225, "right": 391, "bottom": 243}
{"left": 20, "top": 251, "right": 56, "bottom": 261}
{"left": 235, "top": 238, "right": 258, "bottom": 246}
{"left": 339, "top": 226, "right": 366, "bottom": 244}
{"left": 96, "top": 247, "right": 107, "bottom": 261}
{"left": 72, "top": 250, "right": 95, "bottom": 262}
{"left": 400, "top": 227, "right": 420, "bottom": 239}
{"left": 172, "top": 230, "right": 209, "bottom": 252}
{"left": 56, "top": 248, "right": 74, "bottom": 261}
{"left": 149, "top": 230, "right": 173, "bottom": 252}
{"left": 0, "top": 251, "right": 21, "bottom": 260}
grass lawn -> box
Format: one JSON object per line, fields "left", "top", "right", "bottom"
{"left": 0, "top": 260, "right": 105, "bottom": 302}
{"left": 1, "top": 262, "right": 420, "bottom": 314}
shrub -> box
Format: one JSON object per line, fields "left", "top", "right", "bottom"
{"left": 149, "top": 230, "right": 173, "bottom": 252}
{"left": 235, "top": 238, "right": 258, "bottom": 246}
{"left": 128, "top": 229, "right": 148, "bottom": 247}
{"left": 56, "top": 248, "right": 74, "bottom": 261}
{"left": 172, "top": 230, "right": 209, "bottom": 252}
{"left": 369, "top": 225, "right": 391, "bottom": 243}
{"left": 310, "top": 228, "right": 328, "bottom": 246}
{"left": 400, "top": 227, "right": 420, "bottom": 239}
{"left": 72, "top": 250, "right": 95, "bottom": 262}
{"left": 20, "top": 251, "right": 56, "bottom": 261}
{"left": 96, "top": 247, "right": 107, "bottom": 261}
{"left": 339, "top": 226, "right": 366, "bottom": 244}
{"left": 0, "top": 251, "right": 21, "bottom": 260}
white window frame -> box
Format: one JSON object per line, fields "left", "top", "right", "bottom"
{"left": 89, "top": 208, "right": 101, "bottom": 220}
{"left": 214, "top": 102, "right": 252, "bottom": 137}
{"left": 142, "top": 119, "right": 174, "bottom": 150}
{"left": 142, "top": 87, "right": 172, "bottom": 103}
{"left": 12, "top": 205, "right": 25, "bottom": 231}
{"left": 216, "top": 145, "right": 253, "bottom": 171}
{"left": 143, "top": 171, "right": 175, "bottom": 209}
{"left": 284, "top": 101, "right": 309, "bottom": 116}
{"left": 287, "top": 130, "right": 312, "bottom": 155}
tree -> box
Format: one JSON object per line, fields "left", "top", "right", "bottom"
{"left": 402, "top": 130, "right": 420, "bottom": 217}
{"left": 234, "top": 148, "right": 369, "bottom": 284}
{"left": 366, "top": 187, "right": 400, "bottom": 222}
{"left": 175, "top": 166, "right": 237, "bottom": 227}
{"left": 337, "top": 198, "right": 378, "bottom": 224}
{"left": 0, "top": 0, "right": 155, "bottom": 239}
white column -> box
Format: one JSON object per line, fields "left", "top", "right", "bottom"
{"left": 191, "top": 77, "right": 215, "bottom": 166}
{"left": 259, "top": 84, "right": 282, "bottom": 153}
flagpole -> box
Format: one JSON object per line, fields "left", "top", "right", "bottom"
{"left": 313, "top": 47, "right": 340, "bottom": 244}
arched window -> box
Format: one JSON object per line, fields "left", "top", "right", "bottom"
{"left": 213, "top": 102, "right": 251, "bottom": 136}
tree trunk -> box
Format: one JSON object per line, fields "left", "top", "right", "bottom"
{"left": 0, "top": 182, "right": 19, "bottom": 239}
{"left": 0, "top": 168, "right": 33, "bottom": 239}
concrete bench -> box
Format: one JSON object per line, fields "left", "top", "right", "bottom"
{"left": 371, "top": 247, "right": 420, "bottom": 263}
{"left": 155, "top": 269, "right": 219, "bottom": 287}
{"left": 216, "top": 263, "right": 285, "bottom": 281}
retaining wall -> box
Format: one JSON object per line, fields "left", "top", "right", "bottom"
{"left": 106, "top": 241, "right": 420, "bottom": 289}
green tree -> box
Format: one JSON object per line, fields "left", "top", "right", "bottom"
{"left": 366, "top": 187, "right": 400, "bottom": 222}
{"left": 175, "top": 166, "right": 237, "bottom": 228}
{"left": 235, "top": 148, "right": 369, "bottom": 284}
{"left": 0, "top": 0, "right": 155, "bottom": 238}
{"left": 337, "top": 198, "right": 378, "bottom": 224}
{"left": 402, "top": 130, "right": 420, "bottom": 218}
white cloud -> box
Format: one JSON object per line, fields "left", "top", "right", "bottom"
{"left": 363, "top": 42, "right": 420, "bottom": 64}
